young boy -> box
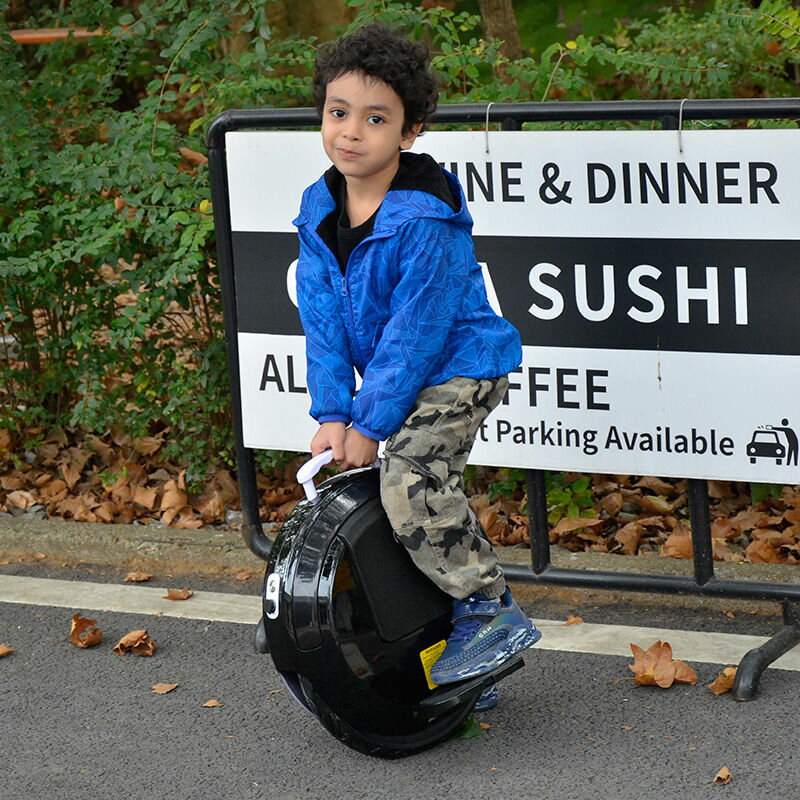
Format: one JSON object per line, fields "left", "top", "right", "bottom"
{"left": 293, "top": 22, "right": 540, "bottom": 707}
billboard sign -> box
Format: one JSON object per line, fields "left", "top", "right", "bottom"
{"left": 225, "top": 129, "right": 800, "bottom": 483}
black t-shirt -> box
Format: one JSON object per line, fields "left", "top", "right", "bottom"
{"left": 336, "top": 179, "right": 376, "bottom": 273}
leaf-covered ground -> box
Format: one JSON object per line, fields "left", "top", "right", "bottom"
{"left": 2, "top": 427, "right": 799, "bottom": 567}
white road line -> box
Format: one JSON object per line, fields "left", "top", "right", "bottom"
{"left": 0, "top": 574, "right": 260, "bottom": 625}
{"left": 2, "top": 574, "right": 800, "bottom": 671}
{"left": 534, "top": 618, "right": 800, "bottom": 671}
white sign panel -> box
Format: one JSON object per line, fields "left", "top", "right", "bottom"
{"left": 226, "top": 129, "right": 800, "bottom": 483}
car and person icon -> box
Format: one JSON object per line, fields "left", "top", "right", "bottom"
{"left": 746, "top": 418, "right": 799, "bottom": 466}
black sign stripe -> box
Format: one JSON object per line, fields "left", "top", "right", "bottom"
{"left": 232, "top": 231, "right": 799, "bottom": 356}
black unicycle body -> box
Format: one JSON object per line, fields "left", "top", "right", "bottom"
{"left": 257, "top": 463, "right": 522, "bottom": 758}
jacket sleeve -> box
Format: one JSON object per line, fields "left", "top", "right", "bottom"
{"left": 295, "top": 229, "right": 356, "bottom": 426}
{"left": 350, "top": 218, "right": 470, "bottom": 440}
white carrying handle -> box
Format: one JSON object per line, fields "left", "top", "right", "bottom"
{"left": 296, "top": 449, "right": 335, "bottom": 504}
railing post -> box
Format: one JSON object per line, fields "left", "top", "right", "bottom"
{"left": 687, "top": 478, "right": 715, "bottom": 586}
{"left": 526, "top": 469, "right": 550, "bottom": 575}
{"left": 207, "top": 133, "right": 272, "bottom": 561}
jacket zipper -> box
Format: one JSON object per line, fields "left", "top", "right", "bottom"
{"left": 311, "top": 225, "right": 389, "bottom": 374}
{"left": 340, "top": 266, "right": 367, "bottom": 372}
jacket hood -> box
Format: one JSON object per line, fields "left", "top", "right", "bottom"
{"left": 293, "top": 152, "right": 472, "bottom": 234}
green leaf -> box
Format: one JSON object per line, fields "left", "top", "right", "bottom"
{"left": 750, "top": 483, "right": 783, "bottom": 504}
{"left": 449, "top": 716, "right": 484, "bottom": 740}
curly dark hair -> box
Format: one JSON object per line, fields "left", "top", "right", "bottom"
{"left": 313, "top": 22, "right": 438, "bottom": 133}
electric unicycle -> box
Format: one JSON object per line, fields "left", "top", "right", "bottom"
{"left": 255, "top": 452, "right": 523, "bottom": 758}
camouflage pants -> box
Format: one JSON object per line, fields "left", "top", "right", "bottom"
{"left": 380, "top": 376, "right": 509, "bottom": 600}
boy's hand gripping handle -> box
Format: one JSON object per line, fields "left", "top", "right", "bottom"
{"left": 296, "top": 450, "right": 335, "bottom": 504}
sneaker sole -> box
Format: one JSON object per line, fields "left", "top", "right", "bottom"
{"left": 473, "top": 686, "right": 499, "bottom": 712}
{"left": 431, "top": 623, "right": 542, "bottom": 685}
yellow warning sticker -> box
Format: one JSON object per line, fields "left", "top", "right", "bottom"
{"left": 419, "top": 639, "right": 447, "bottom": 690}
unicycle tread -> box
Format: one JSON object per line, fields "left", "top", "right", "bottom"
{"left": 307, "top": 686, "right": 476, "bottom": 759}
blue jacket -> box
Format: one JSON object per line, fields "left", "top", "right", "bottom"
{"left": 293, "top": 152, "right": 522, "bottom": 442}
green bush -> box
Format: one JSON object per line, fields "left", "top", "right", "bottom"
{"left": 1, "top": 0, "right": 796, "bottom": 488}
{"left": 0, "top": 0, "right": 316, "bottom": 486}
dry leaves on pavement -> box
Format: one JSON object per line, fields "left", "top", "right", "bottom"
{"left": 69, "top": 613, "right": 103, "bottom": 648}
{"left": 113, "top": 629, "right": 157, "bottom": 656}
{"left": 0, "top": 643, "right": 14, "bottom": 657}
{"left": 714, "top": 767, "right": 733, "bottom": 785}
{"left": 124, "top": 571, "right": 152, "bottom": 583}
{"left": 163, "top": 587, "right": 193, "bottom": 601}
{"left": 202, "top": 699, "right": 222, "bottom": 707}
{"left": 708, "top": 667, "right": 737, "bottom": 695}
{"left": 151, "top": 682, "right": 178, "bottom": 694}
{"left": 629, "top": 640, "right": 698, "bottom": 688}
{"left": 4, "top": 425, "right": 800, "bottom": 561}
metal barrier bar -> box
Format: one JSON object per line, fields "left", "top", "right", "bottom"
{"left": 207, "top": 142, "right": 270, "bottom": 561}
{"left": 503, "top": 563, "right": 800, "bottom": 603}
{"left": 207, "top": 97, "right": 800, "bottom": 699}
{"left": 733, "top": 601, "right": 800, "bottom": 700}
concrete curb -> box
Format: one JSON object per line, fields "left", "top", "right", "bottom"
{"left": 2, "top": 514, "right": 798, "bottom": 615}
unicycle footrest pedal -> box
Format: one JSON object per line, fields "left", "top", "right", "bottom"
{"left": 413, "top": 655, "right": 524, "bottom": 717}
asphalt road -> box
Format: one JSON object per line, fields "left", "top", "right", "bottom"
{"left": 2, "top": 576, "right": 800, "bottom": 800}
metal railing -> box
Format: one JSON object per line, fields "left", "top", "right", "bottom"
{"left": 207, "top": 97, "right": 800, "bottom": 701}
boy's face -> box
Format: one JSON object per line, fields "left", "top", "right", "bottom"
{"left": 321, "top": 71, "right": 422, "bottom": 188}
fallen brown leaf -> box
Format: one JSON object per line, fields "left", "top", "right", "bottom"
{"left": 711, "top": 538, "right": 742, "bottom": 562}
{"left": 629, "top": 640, "right": 698, "bottom": 688}
{"left": 151, "top": 682, "right": 178, "bottom": 694}
{"left": 551, "top": 516, "right": 603, "bottom": 535}
{"left": 638, "top": 493, "right": 678, "bottom": 515}
{"left": 124, "top": 571, "right": 153, "bottom": 583}
{"left": 170, "top": 507, "right": 204, "bottom": 529}
{"left": 614, "top": 521, "right": 642, "bottom": 554}
{"left": 133, "top": 436, "right": 164, "bottom": 456}
{"left": 634, "top": 476, "right": 678, "bottom": 496}
{"left": 711, "top": 517, "right": 737, "bottom": 541}
{"left": 40, "top": 478, "right": 68, "bottom": 502}
{"left": 163, "top": 587, "right": 193, "bottom": 601}
{"left": 597, "top": 490, "right": 624, "bottom": 517}
{"left": 202, "top": 699, "right": 223, "bottom": 707}
{"left": 61, "top": 462, "right": 82, "bottom": 490}
{"left": 0, "top": 428, "right": 13, "bottom": 454}
{"left": 32, "top": 552, "right": 47, "bottom": 561}
{"left": 179, "top": 146, "right": 208, "bottom": 166}
{"left": 113, "top": 629, "right": 157, "bottom": 656}
{"left": 160, "top": 479, "right": 187, "bottom": 512}
{"left": 565, "top": 615, "right": 584, "bottom": 625}
{"left": 660, "top": 526, "right": 693, "bottom": 559}
{"left": 7, "top": 489, "right": 36, "bottom": 509}
{"left": 69, "top": 613, "right": 103, "bottom": 648}
{"left": 276, "top": 498, "right": 300, "bottom": 521}
{"left": 234, "top": 569, "right": 254, "bottom": 581}
{"left": 132, "top": 485, "right": 159, "bottom": 510}
{"left": 708, "top": 667, "right": 737, "bottom": 696}
{"left": 713, "top": 767, "right": 732, "bottom": 785}
{"left": 744, "top": 538, "right": 782, "bottom": 564}
{"left": 0, "top": 643, "right": 14, "bottom": 657}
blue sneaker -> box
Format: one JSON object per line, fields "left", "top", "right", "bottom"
{"left": 473, "top": 684, "right": 499, "bottom": 712}
{"left": 430, "top": 588, "right": 541, "bottom": 685}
